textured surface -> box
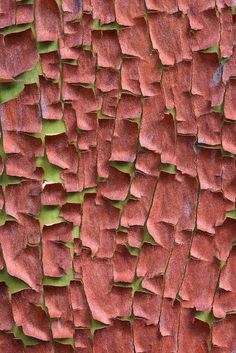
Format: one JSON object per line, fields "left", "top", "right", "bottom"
{"left": 0, "top": 0, "right": 236, "bottom": 352}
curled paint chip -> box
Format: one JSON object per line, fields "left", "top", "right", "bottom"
{"left": 0, "top": 332, "right": 24, "bottom": 353}
{"left": 118, "top": 18, "right": 152, "bottom": 60}
{"left": 45, "top": 286, "right": 74, "bottom": 339}
{"left": 133, "top": 291, "right": 161, "bottom": 325}
{"left": 0, "top": 1, "right": 235, "bottom": 351}
{"left": 134, "top": 319, "right": 161, "bottom": 353}
{"left": 224, "top": 80, "right": 236, "bottom": 120}
{"left": 94, "top": 320, "right": 133, "bottom": 353}
{"left": 0, "top": 222, "right": 42, "bottom": 291}
{"left": 91, "top": 0, "right": 115, "bottom": 24}
{"left": 197, "top": 190, "right": 233, "bottom": 234}
{"left": 0, "top": 84, "right": 41, "bottom": 133}
{"left": 82, "top": 256, "right": 132, "bottom": 324}
{"left": 12, "top": 289, "right": 51, "bottom": 341}
{"left": 0, "top": 29, "right": 38, "bottom": 80}
{"left": 147, "top": 173, "right": 198, "bottom": 234}
{"left": 0, "top": 0, "right": 15, "bottom": 29}
{"left": 212, "top": 314, "right": 236, "bottom": 351}
{"left": 0, "top": 283, "right": 14, "bottom": 330}
{"left": 92, "top": 30, "right": 121, "bottom": 69}
{"left": 42, "top": 223, "right": 72, "bottom": 277}
{"left": 35, "top": 0, "right": 61, "bottom": 41}
{"left": 148, "top": 12, "right": 191, "bottom": 65}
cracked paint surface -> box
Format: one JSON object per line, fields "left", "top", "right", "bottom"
{"left": 0, "top": 0, "right": 236, "bottom": 352}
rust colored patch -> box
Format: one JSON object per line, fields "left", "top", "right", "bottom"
{"left": 178, "top": 308, "right": 210, "bottom": 353}
{"left": 121, "top": 174, "right": 156, "bottom": 227}
{"left": 0, "top": 29, "right": 38, "bottom": 80}
{"left": 110, "top": 120, "right": 139, "bottom": 162}
{"left": 212, "top": 314, "right": 236, "bottom": 351}
{"left": 197, "top": 112, "right": 222, "bottom": 145}
{"left": 45, "top": 286, "right": 74, "bottom": 339}
{"left": 0, "top": 2, "right": 235, "bottom": 352}
{"left": 42, "top": 223, "right": 72, "bottom": 277}
{"left": 0, "top": 332, "right": 24, "bottom": 353}
{"left": 147, "top": 173, "right": 198, "bottom": 234}
{"left": 0, "top": 84, "right": 41, "bottom": 133}
{"left": 12, "top": 290, "right": 51, "bottom": 340}
{"left": 197, "top": 190, "right": 233, "bottom": 234}
{"left": 46, "top": 133, "right": 78, "bottom": 172}
{"left": 74, "top": 329, "right": 92, "bottom": 352}
{"left": 0, "top": 0, "right": 15, "bottom": 29}
{"left": 133, "top": 291, "right": 161, "bottom": 325}
{"left": 179, "top": 256, "right": 219, "bottom": 311}
{"left": 41, "top": 52, "right": 60, "bottom": 80}
{"left": 190, "top": 10, "right": 220, "bottom": 51}
{"left": 25, "top": 343, "right": 54, "bottom": 353}
{"left": 98, "top": 167, "right": 130, "bottom": 201}
{"left": 70, "top": 281, "right": 91, "bottom": 328}
{"left": 197, "top": 148, "right": 222, "bottom": 192}
{"left": 0, "top": 222, "right": 42, "bottom": 291}
{"left": 225, "top": 80, "right": 236, "bottom": 121}
{"left": 115, "top": 0, "right": 145, "bottom": 26}
{"left": 35, "top": 0, "right": 61, "bottom": 41}
{"left": 118, "top": 18, "right": 152, "bottom": 59}
{"left": 92, "top": 31, "right": 121, "bottom": 69}
{"left": 159, "top": 299, "right": 180, "bottom": 352}
{"left": 16, "top": 4, "right": 34, "bottom": 25}
{"left": 94, "top": 320, "right": 133, "bottom": 353}
{"left": 148, "top": 13, "right": 191, "bottom": 65}
{"left": 164, "top": 231, "right": 192, "bottom": 299}
{"left": 81, "top": 256, "right": 132, "bottom": 324}
{"left": 0, "top": 283, "right": 14, "bottom": 330}
{"left": 91, "top": 0, "right": 115, "bottom": 24}
{"left": 134, "top": 319, "right": 161, "bottom": 353}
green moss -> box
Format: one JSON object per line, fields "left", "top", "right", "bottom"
{"left": 0, "top": 211, "right": 15, "bottom": 226}
{"left": 160, "top": 163, "right": 177, "bottom": 174}
{"left": 37, "top": 41, "right": 59, "bottom": 54}
{"left": 131, "top": 277, "right": 144, "bottom": 294}
{"left": 0, "top": 23, "right": 32, "bottom": 35}
{"left": 111, "top": 199, "right": 127, "bottom": 210}
{"left": 0, "top": 172, "right": 24, "bottom": 186}
{"left": 54, "top": 338, "right": 74, "bottom": 347}
{"left": 118, "top": 226, "right": 129, "bottom": 233}
{"left": 38, "top": 206, "right": 63, "bottom": 227}
{"left": 220, "top": 259, "right": 226, "bottom": 269}
{"left": 67, "top": 187, "right": 97, "bottom": 204}
{"left": 91, "top": 318, "right": 108, "bottom": 336}
{"left": 67, "top": 192, "right": 83, "bottom": 204}
{"left": 226, "top": 210, "right": 236, "bottom": 219}
{"left": 165, "top": 108, "right": 176, "bottom": 118}
{"left": 0, "top": 82, "right": 24, "bottom": 104}
{"left": 92, "top": 19, "right": 122, "bottom": 31}
{"left": 72, "top": 226, "right": 80, "bottom": 239}
{"left": 143, "top": 226, "right": 157, "bottom": 245}
{"left": 113, "top": 277, "right": 146, "bottom": 295}
{"left": 17, "top": 63, "right": 42, "bottom": 85}
{"left": 125, "top": 244, "right": 140, "bottom": 256}
{"left": 97, "top": 110, "right": 114, "bottom": 120}
{"left": 36, "top": 120, "right": 66, "bottom": 138}
{"left": 212, "top": 104, "right": 224, "bottom": 113}
{"left": 0, "top": 268, "right": 29, "bottom": 294}
{"left": 13, "top": 325, "right": 41, "bottom": 346}
{"left": 43, "top": 268, "right": 74, "bottom": 287}
{"left": 202, "top": 45, "right": 220, "bottom": 54}
{"left": 36, "top": 157, "right": 63, "bottom": 183}
{"left": 109, "top": 161, "right": 135, "bottom": 175}
{"left": 195, "top": 311, "right": 217, "bottom": 325}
